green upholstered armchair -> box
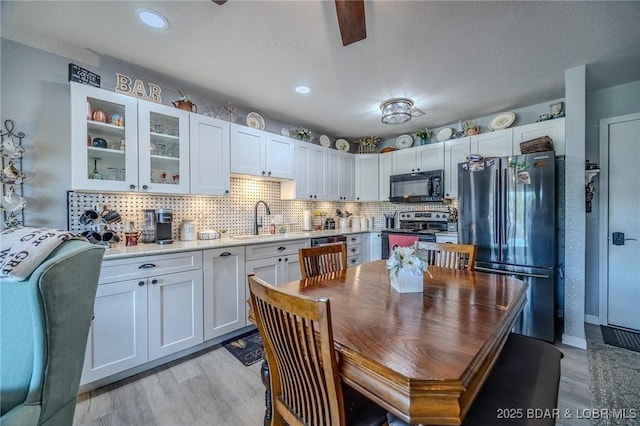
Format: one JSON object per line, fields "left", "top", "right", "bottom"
{"left": 0, "top": 240, "right": 104, "bottom": 426}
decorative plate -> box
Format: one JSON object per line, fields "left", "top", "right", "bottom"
{"left": 246, "top": 112, "right": 265, "bottom": 130}
{"left": 488, "top": 112, "right": 516, "bottom": 131}
{"left": 281, "top": 128, "right": 290, "bottom": 137}
{"left": 319, "top": 135, "right": 331, "bottom": 147}
{"left": 436, "top": 128, "right": 453, "bottom": 142}
{"left": 396, "top": 134, "right": 414, "bottom": 149}
{"left": 335, "top": 139, "right": 350, "bottom": 152}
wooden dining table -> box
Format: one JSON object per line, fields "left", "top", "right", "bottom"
{"left": 253, "top": 260, "right": 527, "bottom": 426}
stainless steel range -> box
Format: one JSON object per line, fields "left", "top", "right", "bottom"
{"left": 381, "top": 211, "right": 449, "bottom": 258}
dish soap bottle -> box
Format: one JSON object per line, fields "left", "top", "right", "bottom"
{"left": 270, "top": 220, "right": 276, "bottom": 234}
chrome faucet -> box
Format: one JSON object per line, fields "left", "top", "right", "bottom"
{"left": 253, "top": 200, "right": 271, "bottom": 235}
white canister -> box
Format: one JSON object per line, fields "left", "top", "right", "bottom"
{"left": 368, "top": 216, "right": 374, "bottom": 229}
{"left": 339, "top": 218, "right": 348, "bottom": 229}
{"left": 351, "top": 216, "right": 361, "bottom": 229}
{"left": 361, "top": 216, "right": 370, "bottom": 228}
{"left": 180, "top": 220, "right": 197, "bottom": 241}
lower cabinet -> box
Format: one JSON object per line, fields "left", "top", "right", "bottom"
{"left": 81, "top": 252, "right": 203, "bottom": 385}
{"left": 368, "top": 232, "right": 382, "bottom": 261}
{"left": 245, "top": 239, "right": 308, "bottom": 286}
{"left": 202, "top": 247, "right": 247, "bottom": 340}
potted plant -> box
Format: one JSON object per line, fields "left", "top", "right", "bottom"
{"left": 172, "top": 90, "right": 197, "bottom": 112}
{"left": 386, "top": 243, "right": 432, "bottom": 293}
{"left": 295, "top": 127, "right": 312, "bottom": 142}
{"left": 464, "top": 121, "right": 479, "bottom": 136}
{"left": 415, "top": 128, "right": 432, "bottom": 145}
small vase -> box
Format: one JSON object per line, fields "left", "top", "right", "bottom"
{"left": 420, "top": 137, "right": 429, "bottom": 145}
{"left": 390, "top": 268, "right": 423, "bottom": 293}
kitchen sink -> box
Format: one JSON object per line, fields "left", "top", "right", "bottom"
{"left": 231, "top": 233, "right": 306, "bottom": 241}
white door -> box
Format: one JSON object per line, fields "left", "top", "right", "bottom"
{"left": 601, "top": 113, "right": 640, "bottom": 330}
{"left": 190, "top": 115, "right": 230, "bottom": 196}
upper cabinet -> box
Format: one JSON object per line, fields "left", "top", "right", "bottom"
{"left": 72, "top": 83, "right": 192, "bottom": 194}
{"left": 327, "top": 150, "right": 354, "bottom": 201}
{"left": 512, "top": 118, "right": 565, "bottom": 156}
{"left": 355, "top": 154, "right": 379, "bottom": 202}
{"left": 137, "top": 102, "right": 190, "bottom": 194}
{"left": 281, "top": 141, "right": 327, "bottom": 200}
{"left": 444, "top": 137, "right": 470, "bottom": 198}
{"left": 470, "top": 128, "right": 513, "bottom": 158}
{"left": 378, "top": 153, "right": 393, "bottom": 201}
{"left": 190, "top": 115, "right": 230, "bottom": 196}
{"left": 71, "top": 83, "right": 139, "bottom": 192}
{"left": 392, "top": 143, "right": 444, "bottom": 174}
{"left": 229, "top": 124, "right": 295, "bottom": 179}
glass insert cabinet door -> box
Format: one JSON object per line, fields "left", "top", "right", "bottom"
{"left": 71, "top": 83, "right": 139, "bottom": 192}
{"left": 137, "top": 102, "right": 190, "bottom": 194}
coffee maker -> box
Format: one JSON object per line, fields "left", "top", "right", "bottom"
{"left": 155, "top": 209, "right": 174, "bottom": 244}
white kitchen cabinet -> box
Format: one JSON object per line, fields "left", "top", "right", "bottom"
{"left": 392, "top": 143, "right": 444, "bottom": 174}
{"left": 512, "top": 118, "right": 565, "bottom": 156}
{"left": 355, "top": 154, "right": 378, "bottom": 201}
{"left": 138, "top": 101, "right": 191, "bottom": 194}
{"left": 81, "top": 251, "right": 203, "bottom": 385}
{"left": 189, "top": 114, "right": 230, "bottom": 196}
{"left": 444, "top": 137, "right": 470, "bottom": 198}
{"left": 230, "top": 124, "right": 295, "bottom": 179}
{"left": 71, "top": 82, "right": 190, "bottom": 194}
{"left": 71, "top": 82, "right": 139, "bottom": 192}
{"left": 81, "top": 278, "right": 148, "bottom": 384}
{"left": 369, "top": 232, "right": 382, "bottom": 261}
{"left": 281, "top": 142, "right": 326, "bottom": 200}
{"left": 245, "top": 239, "right": 308, "bottom": 286}
{"left": 327, "top": 150, "right": 354, "bottom": 201}
{"left": 470, "top": 128, "right": 513, "bottom": 158}
{"left": 378, "top": 153, "right": 393, "bottom": 201}
{"left": 147, "top": 269, "right": 203, "bottom": 361}
{"left": 203, "top": 247, "right": 247, "bottom": 340}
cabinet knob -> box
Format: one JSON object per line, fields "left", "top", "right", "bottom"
{"left": 267, "top": 171, "right": 272, "bottom": 176}
{"left": 310, "top": 195, "right": 313, "bottom": 199}
{"left": 277, "top": 246, "right": 286, "bottom": 251}
{"left": 225, "top": 190, "right": 229, "bottom": 194}
{"left": 138, "top": 281, "right": 145, "bottom": 286}
{"left": 262, "top": 171, "right": 266, "bottom": 176}
{"left": 151, "top": 279, "right": 158, "bottom": 285}
{"left": 278, "top": 258, "right": 282, "bottom": 262}
{"left": 129, "top": 184, "right": 136, "bottom": 190}
{"left": 142, "top": 184, "right": 148, "bottom": 190}
{"left": 284, "top": 257, "right": 288, "bottom": 262}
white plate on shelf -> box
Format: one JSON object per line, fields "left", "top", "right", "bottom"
{"left": 281, "top": 128, "right": 290, "bottom": 137}
{"left": 488, "top": 112, "right": 516, "bottom": 130}
{"left": 395, "top": 134, "right": 413, "bottom": 149}
{"left": 319, "top": 135, "right": 331, "bottom": 147}
{"left": 436, "top": 127, "right": 453, "bottom": 142}
{"left": 335, "top": 139, "right": 350, "bottom": 152}
{"left": 246, "top": 112, "right": 265, "bottom": 130}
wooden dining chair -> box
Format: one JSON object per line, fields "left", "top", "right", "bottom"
{"left": 298, "top": 243, "right": 348, "bottom": 279}
{"left": 248, "top": 274, "right": 387, "bottom": 426}
{"left": 419, "top": 242, "right": 477, "bottom": 270}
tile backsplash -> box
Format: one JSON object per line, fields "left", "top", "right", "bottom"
{"left": 68, "top": 177, "right": 455, "bottom": 240}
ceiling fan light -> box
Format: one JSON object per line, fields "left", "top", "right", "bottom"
{"left": 137, "top": 9, "right": 168, "bottom": 30}
{"left": 380, "top": 98, "right": 414, "bottom": 125}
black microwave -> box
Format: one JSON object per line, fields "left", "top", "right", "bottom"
{"left": 389, "top": 170, "right": 444, "bottom": 203}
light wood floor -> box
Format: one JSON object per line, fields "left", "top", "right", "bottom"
{"left": 74, "top": 325, "right": 602, "bottom": 425}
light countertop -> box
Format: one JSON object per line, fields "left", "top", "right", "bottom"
{"left": 103, "top": 228, "right": 386, "bottom": 260}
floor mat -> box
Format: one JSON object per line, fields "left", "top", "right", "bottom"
{"left": 222, "top": 330, "right": 263, "bottom": 366}
{"left": 600, "top": 325, "right": 640, "bottom": 353}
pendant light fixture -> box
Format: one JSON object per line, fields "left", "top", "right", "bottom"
{"left": 380, "top": 98, "right": 414, "bottom": 125}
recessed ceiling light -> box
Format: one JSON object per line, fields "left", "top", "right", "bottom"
{"left": 137, "top": 9, "right": 168, "bottom": 30}
{"left": 295, "top": 85, "right": 312, "bottom": 94}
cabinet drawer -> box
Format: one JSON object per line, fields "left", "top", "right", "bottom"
{"left": 347, "top": 244, "right": 361, "bottom": 256}
{"left": 347, "top": 255, "right": 361, "bottom": 267}
{"left": 346, "top": 234, "right": 361, "bottom": 245}
{"left": 99, "top": 251, "right": 203, "bottom": 284}
{"left": 245, "top": 239, "right": 309, "bottom": 261}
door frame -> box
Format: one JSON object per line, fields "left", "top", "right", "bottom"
{"left": 598, "top": 112, "right": 640, "bottom": 325}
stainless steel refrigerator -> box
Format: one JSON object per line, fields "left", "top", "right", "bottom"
{"left": 458, "top": 150, "right": 556, "bottom": 342}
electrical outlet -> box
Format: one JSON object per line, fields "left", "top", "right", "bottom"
{"left": 273, "top": 214, "right": 284, "bottom": 225}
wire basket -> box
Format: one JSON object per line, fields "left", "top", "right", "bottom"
{"left": 520, "top": 136, "right": 553, "bottom": 154}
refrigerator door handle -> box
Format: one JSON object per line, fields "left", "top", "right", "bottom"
{"left": 502, "top": 169, "right": 508, "bottom": 245}
{"left": 475, "top": 266, "right": 550, "bottom": 279}
{"left": 494, "top": 169, "right": 499, "bottom": 244}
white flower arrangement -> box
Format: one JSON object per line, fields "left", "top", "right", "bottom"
{"left": 386, "top": 243, "right": 433, "bottom": 277}
{"left": 295, "top": 127, "right": 312, "bottom": 141}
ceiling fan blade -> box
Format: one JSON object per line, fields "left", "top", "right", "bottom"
{"left": 212, "top": 0, "right": 228, "bottom": 5}
{"left": 335, "top": 0, "right": 366, "bottom": 46}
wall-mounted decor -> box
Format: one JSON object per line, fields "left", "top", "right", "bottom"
{"left": 115, "top": 73, "right": 162, "bottom": 104}
{"left": 1, "top": 119, "right": 26, "bottom": 229}
{"left": 68, "top": 63, "right": 101, "bottom": 88}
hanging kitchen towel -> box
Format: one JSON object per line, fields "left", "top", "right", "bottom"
{"left": 0, "top": 226, "right": 86, "bottom": 280}
{"left": 388, "top": 235, "right": 419, "bottom": 251}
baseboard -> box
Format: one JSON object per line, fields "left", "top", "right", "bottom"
{"left": 562, "top": 333, "right": 587, "bottom": 349}
{"left": 585, "top": 314, "right": 600, "bottom": 325}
